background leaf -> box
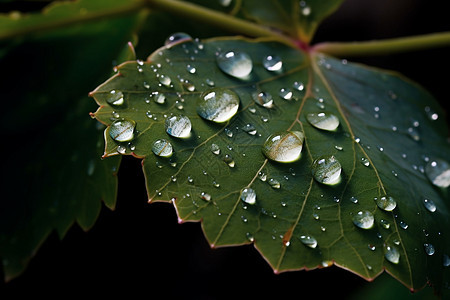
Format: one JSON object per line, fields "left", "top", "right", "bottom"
{"left": 91, "top": 36, "right": 449, "bottom": 293}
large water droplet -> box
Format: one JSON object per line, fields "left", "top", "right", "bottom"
{"left": 107, "top": 90, "right": 124, "bottom": 106}
{"left": 299, "top": 235, "right": 318, "bottom": 249}
{"left": 263, "top": 55, "right": 283, "bottom": 71}
{"left": 216, "top": 50, "right": 253, "bottom": 79}
{"left": 109, "top": 119, "right": 136, "bottom": 142}
{"left": 165, "top": 115, "right": 192, "bottom": 138}
{"left": 262, "top": 131, "right": 304, "bottom": 163}
{"left": 384, "top": 244, "right": 400, "bottom": 264}
{"left": 375, "top": 196, "right": 397, "bottom": 211}
{"left": 423, "top": 198, "right": 437, "bottom": 212}
{"left": 424, "top": 243, "right": 435, "bottom": 256}
{"left": 197, "top": 88, "right": 240, "bottom": 123}
{"left": 425, "top": 158, "right": 450, "bottom": 188}
{"left": 352, "top": 211, "right": 374, "bottom": 229}
{"left": 306, "top": 112, "right": 340, "bottom": 131}
{"left": 240, "top": 188, "right": 256, "bottom": 205}
{"left": 252, "top": 91, "right": 274, "bottom": 108}
{"left": 312, "top": 155, "right": 342, "bottom": 185}
{"left": 165, "top": 32, "right": 192, "bottom": 47}
{"left": 152, "top": 139, "right": 173, "bottom": 157}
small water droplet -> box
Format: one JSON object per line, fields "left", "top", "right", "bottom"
{"left": 334, "top": 145, "right": 343, "bottom": 151}
{"left": 205, "top": 78, "right": 215, "bottom": 87}
{"left": 407, "top": 127, "right": 420, "bottom": 141}
{"left": 443, "top": 254, "right": 450, "bottom": 267}
{"left": 197, "top": 88, "right": 240, "bottom": 123}
{"left": 399, "top": 221, "right": 408, "bottom": 230}
{"left": 279, "top": 88, "right": 293, "bottom": 100}
{"left": 360, "top": 157, "right": 370, "bottom": 167}
{"left": 240, "top": 188, "right": 256, "bottom": 205}
{"left": 252, "top": 91, "right": 274, "bottom": 108}
{"left": 293, "top": 81, "right": 304, "bottom": 91}
{"left": 312, "top": 155, "right": 342, "bottom": 185}
{"left": 384, "top": 244, "right": 400, "bottom": 264}
{"left": 258, "top": 171, "right": 267, "bottom": 181}
{"left": 165, "top": 115, "right": 192, "bottom": 138}
{"left": 242, "top": 123, "right": 257, "bottom": 135}
{"left": 186, "top": 64, "right": 196, "bottom": 74}
{"left": 211, "top": 143, "right": 221, "bottom": 155}
{"left": 423, "top": 198, "right": 437, "bottom": 212}
{"left": 425, "top": 159, "right": 450, "bottom": 188}
{"left": 223, "top": 154, "right": 235, "bottom": 167}
{"left": 350, "top": 196, "right": 358, "bottom": 204}
{"left": 152, "top": 139, "right": 173, "bottom": 157}
{"left": 165, "top": 32, "right": 192, "bottom": 47}
{"left": 368, "top": 244, "right": 376, "bottom": 251}
{"left": 263, "top": 55, "right": 283, "bottom": 71}
{"left": 425, "top": 106, "right": 439, "bottom": 121}
{"left": 375, "top": 195, "right": 397, "bottom": 211}
{"left": 262, "top": 131, "right": 304, "bottom": 163}
{"left": 424, "top": 243, "right": 435, "bottom": 256}
{"left": 352, "top": 211, "right": 374, "bottom": 229}
{"left": 200, "top": 192, "right": 211, "bottom": 201}
{"left": 299, "top": 235, "right": 317, "bottom": 248}
{"left": 246, "top": 232, "right": 255, "bottom": 242}
{"left": 380, "top": 219, "right": 390, "bottom": 229}
{"left": 152, "top": 92, "right": 166, "bottom": 104}
{"left": 107, "top": 90, "right": 124, "bottom": 106}
{"left": 216, "top": 50, "right": 253, "bottom": 79}
{"left": 306, "top": 112, "right": 340, "bottom": 131}
{"left": 268, "top": 178, "right": 281, "bottom": 189}
{"left": 117, "top": 145, "right": 126, "bottom": 154}
{"left": 158, "top": 74, "right": 172, "bottom": 87}
{"left": 109, "top": 119, "right": 136, "bottom": 142}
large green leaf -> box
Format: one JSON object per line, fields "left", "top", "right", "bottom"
{"left": 0, "top": 0, "right": 146, "bottom": 281}
{"left": 91, "top": 36, "right": 450, "bottom": 293}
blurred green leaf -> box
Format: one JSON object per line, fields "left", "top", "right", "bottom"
{"left": 91, "top": 36, "right": 449, "bottom": 294}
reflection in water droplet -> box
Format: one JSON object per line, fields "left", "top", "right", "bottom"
{"left": 384, "top": 244, "right": 400, "bottom": 264}
{"left": 425, "top": 159, "right": 450, "bottom": 188}
{"left": 165, "top": 115, "right": 192, "bottom": 138}
{"left": 216, "top": 50, "right": 253, "bottom": 79}
{"left": 299, "top": 235, "right": 317, "bottom": 248}
{"left": 107, "top": 90, "right": 124, "bottom": 106}
{"left": 152, "top": 139, "right": 173, "bottom": 157}
{"left": 352, "top": 211, "right": 374, "bottom": 229}
{"left": 375, "top": 196, "right": 397, "bottom": 211}
{"left": 109, "top": 119, "right": 136, "bottom": 142}
{"left": 197, "top": 88, "right": 240, "bottom": 123}
{"left": 312, "top": 155, "right": 342, "bottom": 185}
{"left": 240, "top": 188, "right": 256, "bottom": 205}
{"left": 306, "top": 112, "right": 340, "bottom": 131}
{"left": 262, "top": 131, "right": 304, "bottom": 163}
{"left": 165, "top": 32, "right": 192, "bottom": 47}
{"left": 252, "top": 91, "right": 274, "bottom": 108}
{"left": 424, "top": 243, "right": 435, "bottom": 256}
{"left": 263, "top": 55, "right": 283, "bottom": 71}
{"left": 423, "top": 198, "right": 437, "bottom": 212}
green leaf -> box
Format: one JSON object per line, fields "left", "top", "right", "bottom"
{"left": 0, "top": 1, "right": 146, "bottom": 280}
{"left": 91, "top": 36, "right": 450, "bottom": 293}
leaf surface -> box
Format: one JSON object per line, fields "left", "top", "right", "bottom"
{"left": 91, "top": 36, "right": 450, "bottom": 292}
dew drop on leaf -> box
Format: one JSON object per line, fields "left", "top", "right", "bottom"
{"left": 252, "top": 91, "right": 274, "bottom": 108}
{"left": 384, "top": 244, "right": 400, "bottom": 264}
{"left": 306, "top": 112, "right": 340, "bottom": 131}
{"left": 293, "top": 81, "right": 304, "bottom": 91}
{"left": 375, "top": 196, "right": 397, "bottom": 211}
{"left": 262, "top": 131, "right": 304, "bottom": 163}
{"left": 211, "top": 143, "right": 221, "bottom": 155}
{"left": 443, "top": 254, "right": 450, "bottom": 267}
{"left": 164, "top": 32, "right": 192, "bottom": 47}
{"left": 223, "top": 154, "right": 235, "bottom": 167}
{"left": 109, "top": 118, "right": 136, "bottom": 142}
{"left": 152, "top": 139, "right": 173, "bottom": 157}
{"left": 268, "top": 178, "right": 281, "bottom": 189}
{"left": 240, "top": 188, "right": 256, "bottom": 205}
{"left": 360, "top": 157, "right": 370, "bottom": 167}
{"left": 263, "top": 55, "right": 283, "bottom": 71}
{"left": 299, "top": 235, "right": 318, "bottom": 248}
{"left": 423, "top": 198, "right": 437, "bottom": 212}
{"left": 158, "top": 74, "right": 172, "bottom": 87}
{"left": 197, "top": 88, "right": 240, "bottom": 123}
{"left": 311, "top": 155, "right": 342, "bottom": 185}
{"left": 425, "top": 158, "right": 450, "bottom": 188}
{"left": 424, "top": 243, "right": 435, "bottom": 256}
{"left": 279, "top": 88, "right": 293, "bottom": 100}
{"left": 165, "top": 115, "right": 192, "bottom": 138}
{"left": 352, "top": 211, "right": 374, "bottom": 229}
{"left": 216, "top": 50, "right": 253, "bottom": 79}
{"left": 242, "top": 123, "right": 257, "bottom": 135}
{"left": 107, "top": 90, "right": 124, "bottom": 106}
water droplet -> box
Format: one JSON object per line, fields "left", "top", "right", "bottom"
{"left": 153, "top": 92, "right": 166, "bottom": 104}
{"left": 246, "top": 232, "right": 255, "bottom": 242}
{"left": 200, "top": 192, "right": 211, "bottom": 201}
{"left": 425, "top": 159, "right": 450, "bottom": 188}
{"left": 117, "top": 145, "right": 126, "bottom": 154}
{"left": 216, "top": 50, "right": 253, "bottom": 79}
{"left": 306, "top": 112, "right": 339, "bottom": 131}
{"left": 352, "top": 211, "right": 374, "bottom": 229}
{"left": 158, "top": 74, "right": 172, "bottom": 87}
{"left": 268, "top": 178, "right": 281, "bottom": 189}
{"left": 258, "top": 171, "right": 267, "bottom": 181}
{"left": 152, "top": 139, "right": 173, "bottom": 157}
{"left": 242, "top": 123, "right": 257, "bottom": 135}
{"left": 299, "top": 235, "right": 317, "bottom": 248}
{"left": 443, "top": 254, "right": 450, "bottom": 267}
{"left": 350, "top": 196, "right": 358, "bottom": 204}
{"left": 312, "top": 155, "right": 342, "bottom": 185}
{"left": 407, "top": 127, "right": 420, "bottom": 141}
{"left": 399, "top": 221, "right": 408, "bottom": 230}
{"left": 293, "top": 81, "right": 304, "bottom": 91}
{"left": 425, "top": 106, "right": 439, "bottom": 121}
{"left": 424, "top": 243, "right": 435, "bottom": 256}
{"left": 107, "top": 90, "right": 124, "bottom": 106}
{"left": 383, "top": 244, "right": 400, "bottom": 264}
{"left": 334, "top": 145, "right": 343, "bottom": 151}
{"left": 423, "top": 198, "right": 437, "bottom": 212}
{"left": 252, "top": 91, "right": 274, "bottom": 108}
{"left": 380, "top": 219, "right": 390, "bottom": 229}
{"left": 360, "top": 157, "right": 370, "bottom": 167}
{"left": 197, "top": 88, "right": 240, "bottom": 123}
{"left": 279, "top": 88, "right": 293, "bottom": 100}
{"left": 263, "top": 55, "right": 283, "bottom": 71}
{"left": 262, "top": 131, "right": 304, "bottom": 163}
{"left": 186, "top": 64, "right": 196, "bottom": 74}
{"left": 165, "top": 32, "right": 192, "bottom": 47}
{"left": 109, "top": 119, "right": 136, "bottom": 142}
{"left": 165, "top": 115, "right": 192, "bottom": 138}
{"left": 240, "top": 188, "right": 256, "bottom": 205}
{"left": 223, "top": 154, "right": 235, "bottom": 167}
{"left": 375, "top": 196, "right": 397, "bottom": 211}
{"left": 368, "top": 244, "right": 376, "bottom": 251}
{"left": 211, "top": 143, "right": 221, "bottom": 155}
{"left": 205, "top": 78, "right": 215, "bottom": 87}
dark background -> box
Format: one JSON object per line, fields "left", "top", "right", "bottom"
{"left": 1, "top": 0, "right": 449, "bottom": 298}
